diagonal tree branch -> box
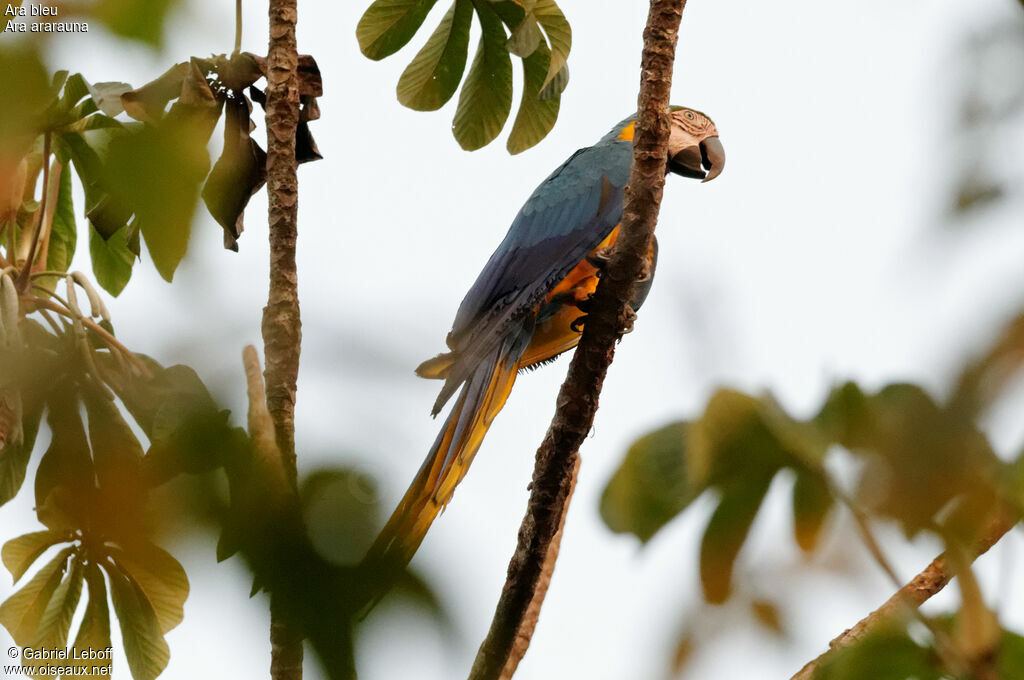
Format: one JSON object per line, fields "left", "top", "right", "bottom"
{"left": 264, "top": 0, "right": 304, "bottom": 679}
{"left": 790, "top": 508, "right": 1019, "bottom": 680}
{"left": 468, "top": 2, "right": 688, "bottom": 677}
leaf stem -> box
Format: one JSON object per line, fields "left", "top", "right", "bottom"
{"left": 32, "top": 160, "right": 63, "bottom": 276}
{"left": 233, "top": 0, "right": 243, "bottom": 55}
{"left": 16, "top": 132, "right": 50, "bottom": 293}
{"left": 29, "top": 295, "right": 151, "bottom": 377}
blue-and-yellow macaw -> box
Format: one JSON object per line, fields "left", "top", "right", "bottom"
{"left": 366, "top": 107, "right": 724, "bottom": 570}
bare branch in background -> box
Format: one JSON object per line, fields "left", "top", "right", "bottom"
{"left": 791, "top": 509, "right": 1019, "bottom": 680}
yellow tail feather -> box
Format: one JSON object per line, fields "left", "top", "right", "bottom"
{"left": 363, "top": 346, "right": 519, "bottom": 573}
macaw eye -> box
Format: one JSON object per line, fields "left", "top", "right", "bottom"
{"left": 685, "top": 111, "right": 694, "bottom": 120}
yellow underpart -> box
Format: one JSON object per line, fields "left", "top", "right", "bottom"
{"left": 618, "top": 121, "right": 635, "bottom": 141}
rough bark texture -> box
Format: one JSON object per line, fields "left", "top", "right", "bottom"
{"left": 468, "top": 2, "right": 687, "bottom": 678}
{"left": 264, "top": 1, "right": 304, "bottom": 679}
{"left": 790, "top": 509, "right": 1019, "bottom": 680}
{"left": 263, "top": 0, "right": 302, "bottom": 479}
{"left": 498, "top": 456, "right": 580, "bottom": 680}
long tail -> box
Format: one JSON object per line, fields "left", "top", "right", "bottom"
{"left": 361, "top": 337, "right": 522, "bottom": 575}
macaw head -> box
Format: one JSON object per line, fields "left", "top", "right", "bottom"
{"left": 666, "top": 106, "right": 725, "bottom": 183}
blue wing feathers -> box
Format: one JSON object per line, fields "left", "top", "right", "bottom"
{"left": 432, "top": 136, "right": 634, "bottom": 413}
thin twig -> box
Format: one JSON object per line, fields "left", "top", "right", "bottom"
{"left": 29, "top": 296, "right": 150, "bottom": 377}
{"left": 233, "top": 0, "right": 243, "bottom": 55}
{"left": 468, "top": 2, "right": 688, "bottom": 678}
{"left": 790, "top": 508, "right": 1018, "bottom": 680}
{"left": 32, "top": 160, "right": 63, "bottom": 276}
{"left": 828, "top": 483, "right": 903, "bottom": 588}
{"left": 829, "top": 482, "right": 970, "bottom": 671}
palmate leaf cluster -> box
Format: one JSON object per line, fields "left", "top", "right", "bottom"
{"left": 0, "top": 305, "right": 439, "bottom": 679}
{"left": 357, "top": 0, "right": 571, "bottom": 153}
{"left": 0, "top": 314, "right": 230, "bottom": 679}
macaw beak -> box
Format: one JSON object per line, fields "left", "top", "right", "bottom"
{"left": 668, "top": 136, "right": 725, "bottom": 183}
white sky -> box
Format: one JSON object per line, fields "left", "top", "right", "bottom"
{"left": 3, "top": 1, "right": 1024, "bottom": 679}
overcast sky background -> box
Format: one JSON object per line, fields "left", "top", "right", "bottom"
{"left": 3, "top": 0, "right": 1024, "bottom": 678}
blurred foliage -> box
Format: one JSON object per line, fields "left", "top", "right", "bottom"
{"left": 0, "top": 46, "right": 322, "bottom": 298}
{"left": 602, "top": 377, "right": 1011, "bottom": 603}
{"left": 357, "top": 0, "right": 570, "bottom": 153}
{"left": 602, "top": 10, "right": 1024, "bottom": 679}
{"left": 0, "top": 282, "right": 443, "bottom": 678}
{"left": 1, "top": 0, "right": 184, "bottom": 46}
{"left": 0, "top": 297, "right": 202, "bottom": 679}
{"left": 812, "top": 615, "right": 1024, "bottom": 680}
{"left": 947, "top": 14, "right": 1024, "bottom": 218}
{"left": 0, "top": 11, "right": 450, "bottom": 680}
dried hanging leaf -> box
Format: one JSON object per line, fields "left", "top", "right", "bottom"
{"left": 202, "top": 96, "right": 267, "bottom": 250}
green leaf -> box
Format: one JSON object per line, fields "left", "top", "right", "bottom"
{"left": 0, "top": 47, "right": 52, "bottom": 157}
{"left": 819, "top": 382, "right": 998, "bottom": 537}
{"left": 999, "top": 628, "right": 1024, "bottom": 678}
{"left": 105, "top": 562, "right": 170, "bottom": 680}
{"left": 83, "top": 385, "right": 143, "bottom": 491}
{"left": 2, "top": 531, "right": 68, "bottom": 582}
{"left": 532, "top": 0, "right": 570, "bottom": 90}
{"left": 687, "top": 390, "right": 815, "bottom": 489}
{"left": 110, "top": 542, "right": 188, "bottom": 634}
{"left": 505, "top": 12, "right": 542, "bottom": 57}
{"left": 0, "top": 547, "right": 73, "bottom": 646}
{"left": 452, "top": 1, "right": 513, "bottom": 150}
{"left": 396, "top": 0, "right": 474, "bottom": 111}
{"left": 538, "top": 63, "right": 568, "bottom": 100}
{"left": 105, "top": 122, "right": 212, "bottom": 282}
{"left": 507, "top": 41, "right": 560, "bottom": 154}
{"left": 82, "top": 114, "right": 125, "bottom": 132}
{"left": 89, "top": 224, "right": 135, "bottom": 297}
{"left": 600, "top": 422, "right": 698, "bottom": 542}
{"left": 34, "top": 390, "right": 93, "bottom": 513}
{"left": 59, "top": 74, "right": 92, "bottom": 118}
{"left": 357, "top": 0, "right": 442, "bottom": 60}
{"left": 699, "top": 474, "right": 772, "bottom": 603}
{"left": 56, "top": 131, "right": 105, "bottom": 211}
{"left": 33, "top": 556, "right": 83, "bottom": 653}
{"left": 791, "top": 468, "right": 834, "bottom": 553}
{"left": 0, "top": 389, "right": 43, "bottom": 508}
{"left": 44, "top": 161, "right": 77, "bottom": 281}
{"left": 71, "top": 563, "right": 112, "bottom": 679}
{"left": 86, "top": 0, "right": 182, "bottom": 47}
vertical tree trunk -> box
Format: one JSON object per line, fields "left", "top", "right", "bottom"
{"left": 468, "top": 1, "right": 688, "bottom": 678}
{"left": 264, "top": 0, "right": 304, "bottom": 678}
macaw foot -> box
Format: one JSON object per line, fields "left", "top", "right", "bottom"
{"left": 585, "top": 246, "right": 614, "bottom": 274}
{"left": 619, "top": 304, "right": 637, "bottom": 334}
{"left": 570, "top": 301, "right": 638, "bottom": 335}
{"left": 585, "top": 248, "right": 652, "bottom": 284}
